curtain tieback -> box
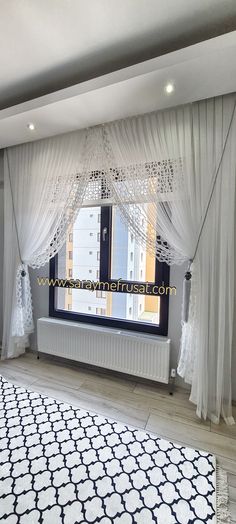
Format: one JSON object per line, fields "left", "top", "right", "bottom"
{"left": 182, "top": 259, "right": 193, "bottom": 323}
{"left": 13, "top": 264, "right": 34, "bottom": 338}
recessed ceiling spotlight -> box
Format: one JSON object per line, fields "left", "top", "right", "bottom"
{"left": 165, "top": 83, "right": 175, "bottom": 94}
{"left": 27, "top": 123, "right": 35, "bottom": 131}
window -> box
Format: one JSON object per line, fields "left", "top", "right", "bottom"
{"left": 96, "top": 307, "right": 106, "bottom": 316}
{"left": 96, "top": 291, "right": 106, "bottom": 299}
{"left": 69, "top": 233, "right": 73, "bottom": 242}
{"left": 50, "top": 204, "right": 169, "bottom": 335}
{"left": 89, "top": 232, "right": 93, "bottom": 237}
{"left": 68, "top": 251, "right": 73, "bottom": 260}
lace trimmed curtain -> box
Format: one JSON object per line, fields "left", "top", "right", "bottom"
{"left": 3, "top": 93, "right": 236, "bottom": 424}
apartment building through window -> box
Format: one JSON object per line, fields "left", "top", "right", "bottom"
{"left": 50, "top": 205, "right": 169, "bottom": 335}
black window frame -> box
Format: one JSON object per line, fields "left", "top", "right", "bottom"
{"left": 49, "top": 205, "right": 170, "bottom": 336}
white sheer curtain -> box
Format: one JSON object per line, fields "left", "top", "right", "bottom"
{"left": 105, "top": 95, "right": 236, "bottom": 423}
{"left": 178, "top": 98, "right": 236, "bottom": 424}
{"left": 3, "top": 93, "right": 236, "bottom": 424}
{"left": 3, "top": 131, "right": 88, "bottom": 358}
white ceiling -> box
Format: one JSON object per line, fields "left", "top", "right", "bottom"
{"left": 0, "top": 2, "right": 236, "bottom": 148}
{"left": 0, "top": 0, "right": 236, "bottom": 109}
{"left": 0, "top": 31, "right": 236, "bottom": 148}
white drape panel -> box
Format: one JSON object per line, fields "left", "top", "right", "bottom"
{"left": 105, "top": 95, "right": 236, "bottom": 423}
{"left": 3, "top": 93, "right": 236, "bottom": 424}
{"left": 3, "top": 131, "right": 88, "bottom": 358}
{"left": 177, "top": 98, "right": 236, "bottom": 424}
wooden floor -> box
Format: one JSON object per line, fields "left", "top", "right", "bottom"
{"left": 1, "top": 352, "right": 236, "bottom": 522}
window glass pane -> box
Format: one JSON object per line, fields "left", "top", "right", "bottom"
{"left": 56, "top": 288, "right": 160, "bottom": 325}
{"left": 111, "top": 206, "right": 156, "bottom": 283}
{"left": 57, "top": 206, "right": 101, "bottom": 281}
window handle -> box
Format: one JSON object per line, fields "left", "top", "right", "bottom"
{"left": 102, "top": 227, "right": 108, "bottom": 241}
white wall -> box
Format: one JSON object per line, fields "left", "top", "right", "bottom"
{"left": 0, "top": 151, "right": 4, "bottom": 344}
{"left": 233, "top": 306, "right": 236, "bottom": 400}
{"left": 232, "top": 213, "right": 236, "bottom": 401}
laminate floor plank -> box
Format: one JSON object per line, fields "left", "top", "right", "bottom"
{"left": 210, "top": 407, "right": 236, "bottom": 440}
{"left": 229, "top": 486, "right": 236, "bottom": 502}
{"left": 0, "top": 365, "right": 39, "bottom": 388}
{"left": 31, "top": 377, "right": 148, "bottom": 429}
{"left": 217, "top": 456, "right": 236, "bottom": 476}
{"left": 230, "top": 500, "right": 236, "bottom": 522}
{"left": 0, "top": 360, "right": 86, "bottom": 390}
{"left": 2, "top": 354, "right": 136, "bottom": 392}
{"left": 133, "top": 382, "right": 193, "bottom": 409}
{"left": 146, "top": 413, "right": 236, "bottom": 461}
{"left": 229, "top": 473, "right": 236, "bottom": 488}
{"left": 79, "top": 379, "right": 210, "bottom": 430}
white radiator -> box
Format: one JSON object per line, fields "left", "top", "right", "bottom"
{"left": 37, "top": 317, "right": 170, "bottom": 383}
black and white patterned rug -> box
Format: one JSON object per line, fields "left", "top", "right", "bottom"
{"left": 0, "top": 375, "right": 229, "bottom": 523}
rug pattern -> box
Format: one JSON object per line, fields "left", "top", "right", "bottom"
{"left": 0, "top": 376, "right": 216, "bottom": 523}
